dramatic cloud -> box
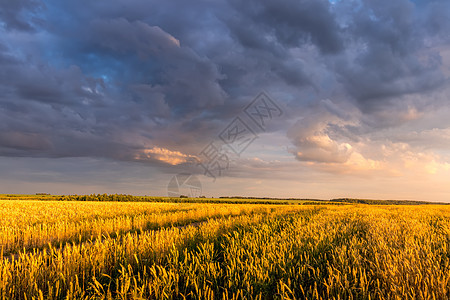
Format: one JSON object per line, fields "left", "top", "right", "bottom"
{"left": 287, "top": 104, "right": 354, "bottom": 163}
{"left": 0, "top": 0, "right": 43, "bottom": 31}
{"left": 135, "top": 147, "right": 198, "bottom": 165}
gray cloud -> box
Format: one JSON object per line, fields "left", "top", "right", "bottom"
{"left": 287, "top": 101, "right": 354, "bottom": 163}
{"left": 0, "top": 0, "right": 449, "bottom": 179}
{"left": 0, "top": 0, "right": 43, "bottom": 31}
{"left": 330, "top": 0, "right": 449, "bottom": 112}
{"left": 226, "top": 0, "right": 343, "bottom": 54}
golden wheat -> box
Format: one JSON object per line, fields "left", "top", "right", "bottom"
{"left": 1, "top": 201, "right": 449, "bottom": 299}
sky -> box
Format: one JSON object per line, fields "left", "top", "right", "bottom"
{"left": 1, "top": 0, "right": 450, "bottom": 201}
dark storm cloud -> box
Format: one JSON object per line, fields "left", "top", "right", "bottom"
{"left": 87, "top": 17, "right": 227, "bottom": 113}
{"left": 0, "top": 0, "right": 43, "bottom": 31}
{"left": 0, "top": 0, "right": 449, "bottom": 170}
{"left": 331, "top": 0, "right": 450, "bottom": 112}
{"left": 226, "top": 0, "right": 343, "bottom": 54}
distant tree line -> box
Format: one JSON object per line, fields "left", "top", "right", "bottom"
{"left": 1, "top": 194, "right": 444, "bottom": 205}
{"left": 330, "top": 198, "right": 445, "bottom": 205}
{"left": 53, "top": 194, "right": 292, "bottom": 204}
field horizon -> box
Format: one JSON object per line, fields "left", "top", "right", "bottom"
{"left": 1, "top": 193, "right": 448, "bottom": 205}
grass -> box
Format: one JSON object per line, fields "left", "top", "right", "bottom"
{"left": 1, "top": 198, "right": 450, "bottom": 299}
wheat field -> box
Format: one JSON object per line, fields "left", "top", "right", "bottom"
{"left": 1, "top": 200, "right": 450, "bottom": 299}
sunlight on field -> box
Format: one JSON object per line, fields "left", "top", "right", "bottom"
{"left": 1, "top": 201, "right": 450, "bottom": 299}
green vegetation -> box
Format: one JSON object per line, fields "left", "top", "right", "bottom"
{"left": 0, "top": 194, "right": 444, "bottom": 205}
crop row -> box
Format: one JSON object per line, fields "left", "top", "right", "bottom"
{"left": 1, "top": 205, "right": 450, "bottom": 299}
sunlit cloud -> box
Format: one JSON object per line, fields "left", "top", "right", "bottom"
{"left": 134, "top": 147, "right": 197, "bottom": 165}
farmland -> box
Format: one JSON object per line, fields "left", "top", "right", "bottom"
{"left": 1, "top": 198, "right": 450, "bottom": 299}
